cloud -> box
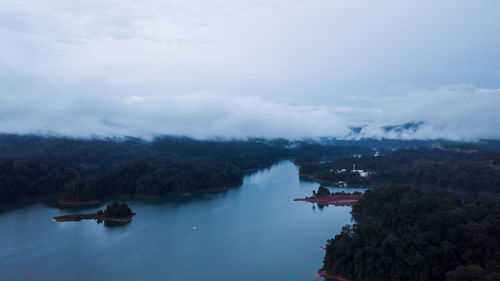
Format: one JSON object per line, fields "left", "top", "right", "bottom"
{"left": 346, "top": 85, "right": 500, "bottom": 140}
{"left": 2, "top": 0, "right": 500, "bottom": 95}
{"left": 0, "top": 79, "right": 498, "bottom": 140}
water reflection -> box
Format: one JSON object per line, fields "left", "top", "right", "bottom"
{"left": 103, "top": 220, "right": 131, "bottom": 229}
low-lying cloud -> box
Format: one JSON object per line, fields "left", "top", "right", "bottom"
{"left": 1, "top": 83, "right": 498, "bottom": 140}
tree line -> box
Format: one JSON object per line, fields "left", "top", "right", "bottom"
{"left": 300, "top": 148, "right": 500, "bottom": 194}
{"left": 323, "top": 186, "right": 500, "bottom": 281}
{"left": 0, "top": 134, "right": 400, "bottom": 203}
{"left": 0, "top": 135, "right": 290, "bottom": 203}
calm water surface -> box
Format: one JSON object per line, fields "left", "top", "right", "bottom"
{"left": 0, "top": 161, "right": 365, "bottom": 281}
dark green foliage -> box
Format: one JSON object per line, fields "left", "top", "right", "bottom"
{"left": 0, "top": 134, "right": 388, "bottom": 203}
{"left": 0, "top": 135, "right": 288, "bottom": 203}
{"left": 103, "top": 202, "right": 134, "bottom": 218}
{"left": 0, "top": 157, "right": 76, "bottom": 202}
{"left": 59, "top": 176, "right": 102, "bottom": 201}
{"left": 102, "top": 158, "right": 243, "bottom": 196}
{"left": 2, "top": 135, "right": 499, "bottom": 203}
{"left": 317, "top": 186, "right": 330, "bottom": 196}
{"left": 323, "top": 186, "right": 500, "bottom": 281}
{"left": 301, "top": 148, "right": 500, "bottom": 193}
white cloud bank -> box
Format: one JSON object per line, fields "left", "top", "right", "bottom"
{"left": 0, "top": 84, "right": 498, "bottom": 140}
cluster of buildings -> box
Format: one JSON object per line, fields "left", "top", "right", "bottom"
{"left": 330, "top": 164, "right": 370, "bottom": 178}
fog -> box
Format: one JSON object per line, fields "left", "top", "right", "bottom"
{"left": 1, "top": 0, "right": 499, "bottom": 140}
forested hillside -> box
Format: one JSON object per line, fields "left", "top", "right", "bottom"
{"left": 323, "top": 186, "right": 500, "bottom": 281}
{"left": 300, "top": 148, "right": 500, "bottom": 194}
{"left": 0, "top": 135, "right": 289, "bottom": 203}
{"left": 0, "top": 134, "right": 409, "bottom": 203}
{"left": 2, "top": 134, "right": 499, "bottom": 204}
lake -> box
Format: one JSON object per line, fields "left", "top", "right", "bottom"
{"left": 0, "top": 161, "right": 366, "bottom": 281}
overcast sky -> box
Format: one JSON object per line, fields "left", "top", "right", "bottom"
{"left": 1, "top": 0, "right": 499, "bottom": 140}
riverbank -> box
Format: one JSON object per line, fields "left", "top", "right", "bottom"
{"left": 55, "top": 186, "right": 235, "bottom": 206}
{"left": 58, "top": 200, "right": 101, "bottom": 205}
{"left": 317, "top": 270, "right": 352, "bottom": 281}
{"left": 135, "top": 186, "right": 232, "bottom": 198}
{"left": 299, "top": 173, "right": 337, "bottom": 185}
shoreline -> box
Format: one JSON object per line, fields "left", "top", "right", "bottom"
{"left": 299, "top": 173, "right": 337, "bottom": 185}
{"left": 135, "top": 186, "right": 232, "bottom": 198}
{"left": 55, "top": 186, "right": 236, "bottom": 206}
{"left": 58, "top": 200, "right": 101, "bottom": 205}
{"left": 317, "top": 270, "right": 352, "bottom": 281}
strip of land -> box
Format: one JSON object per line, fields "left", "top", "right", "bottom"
{"left": 53, "top": 213, "right": 134, "bottom": 222}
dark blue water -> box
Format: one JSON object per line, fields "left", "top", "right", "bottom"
{"left": 0, "top": 161, "right": 365, "bottom": 281}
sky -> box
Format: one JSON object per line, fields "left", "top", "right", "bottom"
{"left": 1, "top": 0, "right": 500, "bottom": 140}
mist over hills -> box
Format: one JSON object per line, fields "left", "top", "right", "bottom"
{"left": 2, "top": 85, "right": 499, "bottom": 141}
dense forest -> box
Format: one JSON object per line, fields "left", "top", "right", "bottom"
{"left": 318, "top": 146, "right": 500, "bottom": 280}
{"left": 1, "top": 134, "right": 424, "bottom": 203}
{"left": 300, "top": 148, "right": 500, "bottom": 194}
{"left": 323, "top": 186, "right": 500, "bottom": 281}
{"left": 102, "top": 202, "right": 135, "bottom": 218}
{"left": 0, "top": 135, "right": 290, "bottom": 203}
{"left": 2, "top": 134, "right": 499, "bottom": 204}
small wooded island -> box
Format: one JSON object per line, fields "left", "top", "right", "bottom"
{"left": 53, "top": 202, "right": 136, "bottom": 223}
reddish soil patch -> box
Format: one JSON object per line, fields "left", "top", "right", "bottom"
{"left": 294, "top": 193, "right": 363, "bottom": 206}
{"left": 100, "top": 216, "right": 134, "bottom": 222}
{"left": 317, "top": 270, "right": 352, "bottom": 281}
